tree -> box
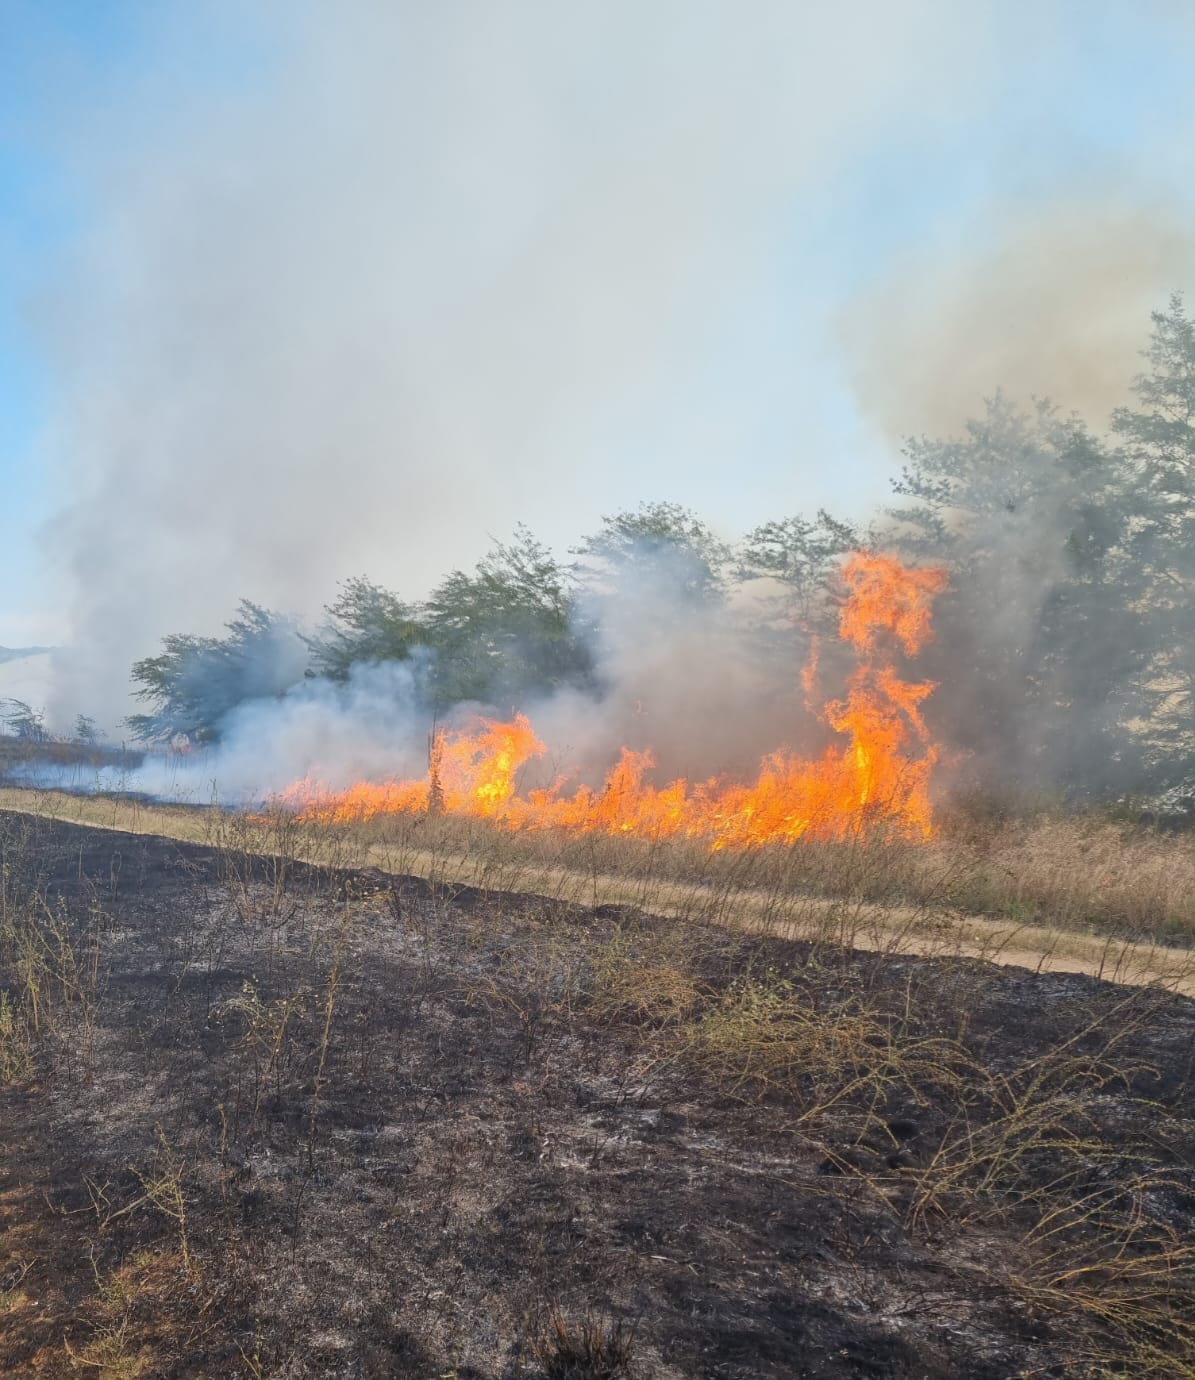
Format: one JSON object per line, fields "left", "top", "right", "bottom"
{"left": 1, "top": 699, "right": 46, "bottom": 742}
{"left": 887, "top": 394, "right": 1145, "bottom": 795}
{"left": 1111, "top": 294, "right": 1195, "bottom": 784}
{"left": 739, "top": 509, "right": 858, "bottom": 627}
{"left": 73, "top": 715, "right": 101, "bottom": 746}
{"left": 127, "top": 602, "right": 308, "bottom": 745}
{"left": 424, "top": 525, "right": 590, "bottom": 705}
{"left": 573, "top": 502, "right": 733, "bottom": 609}
{"left": 308, "top": 577, "right": 427, "bottom": 680}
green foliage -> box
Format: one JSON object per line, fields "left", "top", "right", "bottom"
{"left": 889, "top": 394, "right": 1149, "bottom": 793}
{"left": 307, "top": 577, "right": 425, "bottom": 680}
{"left": 1112, "top": 293, "right": 1195, "bottom": 780}
{"left": 573, "top": 501, "right": 732, "bottom": 607}
{"left": 424, "top": 524, "right": 591, "bottom": 705}
{"left": 740, "top": 509, "right": 858, "bottom": 625}
{"left": 308, "top": 509, "right": 739, "bottom": 713}
{"left": 892, "top": 394, "right": 1121, "bottom": 565}
{"left": 127, "top": 602, "right": 307, "bottom": 745}
{"left": 1113, "top": 293, "right": 1195, "bottom": 481}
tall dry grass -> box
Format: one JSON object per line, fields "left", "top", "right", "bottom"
{"left": 325, "top": 803, "right": 1195, "bottom": 945}
{"left": 3, "top": 785, "right": 1195, "bottom": 990}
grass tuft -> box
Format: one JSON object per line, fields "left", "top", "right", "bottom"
{"left": 531, "top": 1308, "right": 636, "bottom": 1380}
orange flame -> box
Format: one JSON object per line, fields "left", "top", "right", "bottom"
{"left": 279, "top": 552, "right": 947, "bottom": 846}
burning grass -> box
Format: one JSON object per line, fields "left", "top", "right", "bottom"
{"left": 278, "top": 553, "right": 948, "bottom": 847}
{"left": 9, "top": 547, "right": 1193, "bottom": 969}
{"left": 1, "top": 808, "right": 1195, "bottom": 1377}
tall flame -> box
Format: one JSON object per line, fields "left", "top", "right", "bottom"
{"left": 279, "top": 552, "right": 947, "bottom": 846}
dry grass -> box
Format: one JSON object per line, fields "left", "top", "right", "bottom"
{"left": 589, "top": 924, "right": 1195, "bottom": 1377}
{"left": 3, "top": 786, "right": 1194, "bottom": 998}
{"left": 530, "top": 1308, "right": 636, "bottom": 1380}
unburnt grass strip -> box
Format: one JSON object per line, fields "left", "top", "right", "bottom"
{"left": 1, "top": 807, "right": 1194, "bottom": 1377}
{"left": 4, "top": 786, "right": 1195, "bottom": 995}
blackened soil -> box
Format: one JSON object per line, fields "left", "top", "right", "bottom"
{"left": 1, "top": 810, "right": 1194, "bottom": 1378}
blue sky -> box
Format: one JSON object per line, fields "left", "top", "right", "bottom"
{"left": 1, "top": 2, "right": 1194, "bottom": 685}
{"left": 0, "top": 5, "right": 74, "bottom": 645}
{"left": 0, "top": 0, "right": 265, "bottom": 645}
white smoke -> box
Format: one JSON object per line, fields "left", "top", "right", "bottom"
{"left": 839, "top": 204, "right": 1195, "bottom": 442}
{"left": 35, "top": 0, "right": 999, "bottom": 730}
{"left": 13, "top": 0, "right": 1195, "bottom": 809}
{"left": 15, "top": 659, "right": 431, "bottom": 804}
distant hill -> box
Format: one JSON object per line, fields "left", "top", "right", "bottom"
{"left": 0, "top": 648, "right": 56, "bottom": 709}
{"left": 0, "top": 646, "right": 55, "bottom": 664}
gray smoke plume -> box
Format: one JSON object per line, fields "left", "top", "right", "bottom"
{"left": 30, "top": 544, "right": 820, "bottom": 807}
{"left": 17, "top": 0, "right": 1195, "bottom": 811}
{"left": 839, "top": 203, "right": 1195, "bottom": 442}
{"left": 35, "top": 0, "right": 998, "bottom": 732}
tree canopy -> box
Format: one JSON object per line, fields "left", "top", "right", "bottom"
{"left": 127, "top": 602, "right": 307, "bottom": 745}
{"left": 1111, "top": 294, "right": 1195, "bottom": 782}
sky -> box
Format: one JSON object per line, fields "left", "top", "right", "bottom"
{"left": 0, "top": 2, "right": 1193, "bottom": 721}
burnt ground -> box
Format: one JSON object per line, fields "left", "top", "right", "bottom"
{"left": 1, "top": 811, "right": 1194, "bottom": 1379}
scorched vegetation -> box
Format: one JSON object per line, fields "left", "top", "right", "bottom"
{"left": 2, "top": 808, "right": 1195, "bottom": 1377}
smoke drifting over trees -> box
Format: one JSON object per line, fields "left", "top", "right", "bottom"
{"left": 36, "top": 2, "right": 1195, "bottom": 725}
{"left": 72, "top": 298, "right": 1192, "bottom": 810}
{"left": 10, "top": 3, "right": 1194, "bottom": 811}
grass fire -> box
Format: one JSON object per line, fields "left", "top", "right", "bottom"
{"left": 280, "top": 553, "right": 948, "bottom": 847}
{"left": 5, "top": 5, "right": 1195, "bottom": 1378}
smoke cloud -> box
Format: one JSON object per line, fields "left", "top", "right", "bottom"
{"left": 36, "top": 0, "right": 1000, "bottom": 729}
{"left": 35, "top": 548, "right": 818, "bottom": 807}
{"left": 840, "top": 204, "right": 1195, "bottom": 441}
{"left": 12, "top": 0, "right": 1195, "bottom": 812}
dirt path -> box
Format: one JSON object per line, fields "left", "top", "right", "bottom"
{"left": 3, "top": 785, "right": 1193, "bottom": 997}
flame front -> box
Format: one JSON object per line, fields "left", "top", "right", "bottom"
{"left": 280, "top": 552, "right": 948, "bottom": 846}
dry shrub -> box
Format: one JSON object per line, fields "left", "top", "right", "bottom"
{"left": 531, "top": 1308, "right": 636, "bottom": 1380}
{"left": 666, "top": 956, "right": 1195, "bottom": 1373}
{"left": 341, "top": 800, "right": 1195, "bottom": 945}
{"left": 901, "top": 992, "right": 1195, "bottom": 1372}
{"left": 943, "top": 815, "right": 1195, "bottom": 939}
{"left": 682, "top": 965, "right": 959, "bottom": 1116}
{"left": 589, "top": 927, "right": 702, "bottom": 1025}
{"left": 0, "top": 987, "right": 33, "bottom": 1084}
